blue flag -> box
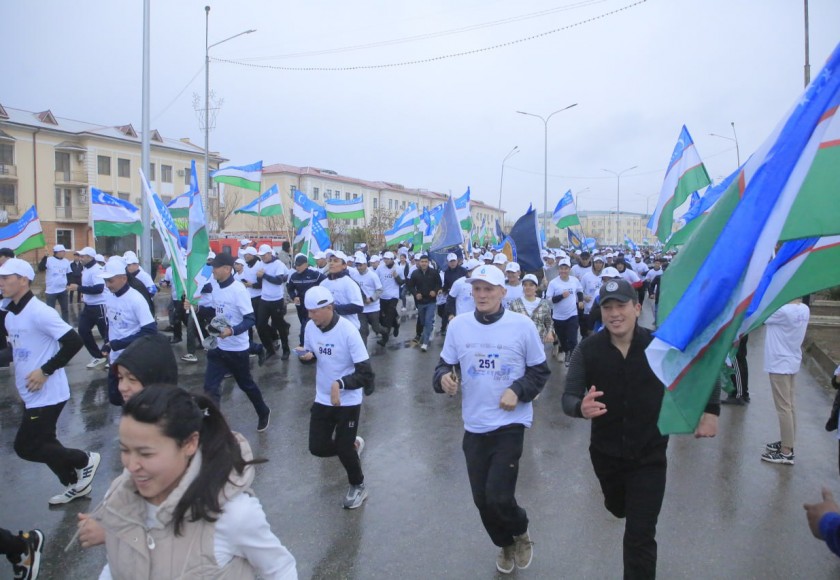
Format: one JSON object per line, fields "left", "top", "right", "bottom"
{"left": 507, "top": 207, "right": 542, "bottom": 272}
{"left": 567, "top": 229, "right": 583, "bottom": 250}
{"left": 429, "top": 196, "right": 463, "bottom": 252}
{"left": 624, "top": 235, "right": 639, "bottom": 252}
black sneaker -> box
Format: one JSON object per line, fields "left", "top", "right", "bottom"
{"left": 10, "top": 529, "right": 44, "bottom": 580}
{"left": 377, "top": 336, "right": 388, "bottom": 347}
{"left": 257, "top": 409, "right": 271, "bottom": 432}
{"left": 393, "top": 324, "right": 400, "bottom": 338}
{"left": 761, "top": 450, "right": 794, "bottom": 465}
{"left": 257, "top": 347, "right": 267, "bottom": 367}
{"left": 280, "top": 349, "right": 291, "bottom": 361}
{"left": 765, "top": 441, "right": 782, "bottom": 453}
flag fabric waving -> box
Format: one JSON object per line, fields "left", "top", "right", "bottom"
{"left": 0, "top": 206, "right": 45, "bottom": 255}
{"left": 384, "top": 203, "right": 419, "bottom": 246}
{"left": 234, "top": 184, "right": 284, "bottom": 217}
{"left": 507, "top": 207, "right": 543, "bottom": 272}
{"left": 623, "top": 235, "right": 639, "bottom": 252}
{"left": 141, "top": 169, "right": 187, "bottom": 299}
{"left": 292, "top": 189, "right": 327, "bottom": 243}
{"left": 646, "top": 41, "right": 840, "bottom": 435}
{"left": 185, "top": 161, "right": 210, "bottom": 303}
{"left": 166, "top": 191, "right": 191, "bottom": 219}
{"left": 91, "top": 188, "right": 143, "bottom": 237}
{"left": 325, "top": 196, "right": 365, "bottom": 220}
{"left": 664, "top": 173, "right": 733, "bottom": 250}
{"left": 648, "top": 126, "right": 711, "bottom": 241}
{"left": 455, "top": 188, "right": 472, "bottom": 232}
{"left": 553, "top": 190, "right": 581, "bottom": 229}
{"left": 567, "top": 228, "right": 583, "bottom": 250}
{"left": 429, "top": 196, "right": 462, "bottom": 252}
{"left": 300, "top": 208, "right": 332, "bottom": 263}
{"left": 211, "top": 161, "right": 263, "bottom": 192}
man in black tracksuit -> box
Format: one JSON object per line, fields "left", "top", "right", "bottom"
{"left": 406, "top": 255, "right": 441, "bottom": 350}
{"left": 287, "top": 254, "right": 327, "bottom": 348}
{"left": 563, "top": 279, "right": 719, "bottom": 579}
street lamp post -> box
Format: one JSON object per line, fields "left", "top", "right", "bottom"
{"left": 498, "top": 146, "right": 519, "bottom": 210}
{"left": 602, "top": 165, "right": 637, "bottom": 246}
{"left": 709, "top": 121, "right": 740, "bottom": 167}
{"left": 574, "top": 187, "right": 590, "bottom": 211}
{"left": 204, "top": 5, "right": 255, "bottom": 224}
{"left": 517, "top": 103, "right": 578, "bottom": 236}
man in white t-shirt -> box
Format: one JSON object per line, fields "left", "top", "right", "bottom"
{"left": 376, "top": 251, "right": 403, "bottom": 343}
{"left": 43, "top": 244, "right": 72, "bottom": 321}
{"left": 761, "top": 298, "right": 811, "bottom": 465}
{"left": 204, "top": 253, "right": 272, "bottom": 432}
{"left": 299, "top": 286, "right": 374, "bottom": 510}
{"left": 0, "top": 258, "right": 101, "bottom": 506}
{"left": 320, "top": 251, "right": 364, "bottom": 330}
{"left": 99, "top": 257, "right": 158, "bottom": 406}
{"left": 502, "top": 262, "right": 524, "bottom": 309}
{"left": 579, "top": 255, "right": 606, "bottom": 337}
{"left": 433, "top": 265, "right": 550, "bottom": 574}
{"left": 353, "top": 255, "right": 388, "bottom": 347}
{"left": 545, "top": 258, "right": 584, "bottom": 366}
{"left": 66, "top": 247, "right": 109, "bottom": 369}
{"left": 255, "top": 244, "right": 291, "bottom": 361}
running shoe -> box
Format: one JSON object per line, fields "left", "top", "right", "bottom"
{"left": 761, "top": 450, "right": 794, "bottom": 465}
{"left": 513, "top": 529, "right": 534, "bottom": 569}
{"left": 49, "top": 484, "right": 92, "bottom": 505}
{"left": 342, "top": 483, "right": 368, "bottom": 509}
{"left": 10, "top": 529, "right": 44, "bottom": 580}
{"left": 86, "top": 357, "right": 107, "bottom": 369}
{"left": 181, "top": 353, "right": 198, "bottom": 363}
{"left": 496, "top": 545, "right": 515, "bottom": 574}
{"left": 257, "top": 409, "right": 271, "bottom": 432}
{"left": 74, "top": 452, "right": 101, "bottom": 493}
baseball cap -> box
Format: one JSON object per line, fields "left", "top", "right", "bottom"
{"left": 207, "top": 251, "right": 216, "bottom": 260}
{"left": 593, "top": 255, "right": 606, "bottom": 263}
{"left": 397, "top": 247, "right": 409, "bottom": 256}
{"left": 464, "top": 259, "right": 481, "bottom": 271}
{"left": 239, "top": 238, "right": 251, "bottom": 245}
{"left": 482, "top": 252, "right": 493, "bottom": 261}
{"left": 329, "top": 250, "right": 348, "bottom": 263}
{"left": 354, "top": 251, "right": 367, "bottom": 264}
{"left": 505, "top": 262, "right": 521, "bottom": 273}
{"left": 370, "top": 254, "right": 381, "bottom": 263}
{"left": 522, "top": 273, "right": 539, "bottom": 285}
{"left": 294, "top": 254, "right": 309, "bottom": 267}
{"left": 313, "top": 251, "right": 326, "bottom": 260}
{"left": 244, "top": 247, "right": 258, "bottom": 257}
{"left": 446, "top": 253, "right": 458, "bottom": 262}
{"left": 95, "top": 254, "right": 105, "bottom": 263}
{"left": 211, "top": 253, "right": 236, "bottom": 268}
{"left": 304, "top": 286, "right": 335, "bottom": 310}
{"left": 599, "top": 278, "right": 636, "bottom": 304}
{"left": 53, "top": 244, "right": 66, "bottom": 253}
{"left": 383, "top": 251, "right": 395, "bottom": 260}
{"left": 601, "top": 267, "right": 620, "bottom": 278}
{"left": 78, "top": 247, "right": 96, "bottom": 258}
{"left": 0, "top": 258, "right": 35, "bottom": 280}
{"left": 234, "top": 258, "right": 246, "bottom": 267}
{"left": 467, "top": 265, "right": 506, "bottom": 287}
{"left": 98, "top": 257, "right": 128, "bottom": 279}
{"left": 257, "top": 244, "right": 272, "bottom": 256}
{"left": 558, "top": 258, "right": 571, "bottom": 267}
{"left": 123, "top": 252, "right": 139, "bottom": 265}
{"left": 492, "top": 253, "right": 508, "bottom": 265}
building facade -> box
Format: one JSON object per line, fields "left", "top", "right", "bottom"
{"left": 538, "top": 210, "right": 657, "bottom": 248}
{"left": 0, "top": 103, "right": 223, "bottom": 258}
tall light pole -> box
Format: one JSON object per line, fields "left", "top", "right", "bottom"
{"left": 205, "top": 5, "right": 255, "bottom": 223}
{"left": 634, "top": 191, "right": 657, "bottom": 217}
{"left": 574, "top": 187, "right": 590, "bottom": 211}
{"left": 517, "top": 103, "right": 578, "bottom": 235}
{"left": 602, "top": 165, "right": 636, "bottom": 245}
{"left": 498, "top": 146, "right": 519, "bottom": 210}
{"left": 140, "top": 0, "right": 151, "bottom": 271}
{"left": 804, "top": 0, "right": 811, "bottom": 87}
{"left": 709, "top": 121, "right": 740, "bottom": 167}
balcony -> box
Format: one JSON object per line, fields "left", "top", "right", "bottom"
{"left": 0, "top": 165, "right": 17, "bottom": 180}
{"left": 0, "top": 204, "right": 20, "bottom": 223}
{"left": 55, "top": 205, "right": 89, "bottom": 222}
{"left": 55, "top": 170, "right": 88, "bottom": 185}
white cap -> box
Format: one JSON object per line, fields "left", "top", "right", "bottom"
{"left": 329, "top": 250, "right": 348, "bottom": 262}
{"left": 464, "top": 259, "right": 481, "bottom": 271}
{"left": 354, "top": 251, "right": 367, "bottom": 264}
{"left": 98, "top": 256, "right": 128, "bottom": 279}
{"left": 558, "top": 258, "right": 571, "bottom": 267}
{"left": 593, "top": 254, "right": 606, "bottom": 263}
{"left": 53, "top": 244, "right": 66, "bottom": 253}
{"left": 467, "top": 264, "right": 506, "bottom": 287}
{"left": 522, "top": 273, "right": 539, "bottom": 285}
{"left": 257, "top": 244, "right": 272, "bottom": 256}
{"left": 78, "top": 247, "right": 96, "bottom": 258}
{"left": 556, "top": 250, "right": 568, "bottom": 259}
{"left": 346, "top": 254, "right": 356, "bottom": 263}
{"left": 244, "top": 247, "right": 258, "bottom": 256}
{"left": 635, "top": 252, "right": 643, "bottom": 258}
{"left": 239, "top": 239, "right": 251, "bottom": 245}
{"left": 482, "top": 252, "right": 494, "bottom": 261}
{"left": 492, "top": 253, "right": 508, "bottom": 265}
{"left": 304, "top": 286, "right": 335, "bottom": 310}
{"left": 505, "top": 262, "right": 521, "bottom": 273}
{"left": 540, "top": 250, "right": 549, "bottom": 258}
{"left": 601, "top": 267, "right": 621, "bottom": 278}
{"left": 398, "top": 247, "right": 409, "bottom": 256}
{"left": 123, "top": 251, "right": 139, "bottom": 265}
{"left": 446, "top": 253, "right": 458, "bottom": 262}
{"left": 313, "top": 251, "right": 326, "bottom": 260}
{"left": 383, "top": 251, "right": 395, "bottom": 259}
{"left": 0, "top": 258, "right": 35, "bottom": 280}
{"left": 370, "top": 254, "right": 381, "bottom": 263}
{"left": 95, "top": 254, "right": 105, "bottom": 262}
{"left": 234, "top": 258, "right": 246, "bottom": 266}
{"left": 207, "top": 251, "right": 216, "bottom": 260}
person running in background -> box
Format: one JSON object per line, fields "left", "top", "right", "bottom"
{"left": 0, "top": 258, "right": 99, "bottom": 506}
{"left": 1, "top": 527, "right": 44, "bottom": 580}
{"left": 501, "top": 262, "right": 523, "bottom": 309}
{"left": 545, "top": 258, "right": 583, "bottom": 366}
{"left": 255, "top": 244, "right": 291, "bottom": 362}
{"left": 376, "top": 251, "right": 404, "bottom": 342}
{"left": 287, "top": 254, "right": 327, "bottom": 348}
{"left": 321, "top": 251, "right": 365, "bottom": 330}
{"left": 446, "top": 259, "right": 478, "bottom": 319}
{"left": 66, "top": 247, "right": 109, "bottom": 370}
{"left": 508, "top": 274, "right": 554, "bottom": 345}
{"left": 299, "top": 287, "right": 374, "bottom": 510}
{"left": 68, "top": 251, "right": 83, "bottom": 304}
{"left": 407, "top": 254, "right": 441, "bottom": 352}
{"left": 41, "top": 244, "right": 72, "bottom": 321}
{"left": 353, "top": 254, "right": 388, "bottom": 348}
{"left": 579, "top": 255, "right": 606, "bottom": 337}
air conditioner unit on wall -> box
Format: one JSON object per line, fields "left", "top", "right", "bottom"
{"left": 77, "top": 153, "right": 86, "bottom": 163}
{"left": 79, "top": 192, "right": 88, "bottom": 203}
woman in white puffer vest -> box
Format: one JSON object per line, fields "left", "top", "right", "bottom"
{"left": 95, "top": 386, "right": 297, "bottom": 579}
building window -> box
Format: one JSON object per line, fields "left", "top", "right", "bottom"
{"left": 161, "top": 165, "right": 172, "bottom": 183}
{"left": 401, "top": 201, "right": 406, "bottom": 210}
{"left": 184, "top": 168, "right": 191, "bottom": 185}
{"left": 118, "top": 192, "right": 130, "bottom": 201}
{"left": 353, "top": 219, "right": 358, "bottom": 226}
{"left": 0, "top": 143, "right": 13, "bottom": 165}
{"left": 312, "top": 187, "right": 319, "bottom": 200}
{"left": 345, "top": 192, "right": 351, "bottom": 200}
{"left": 118, "top": 158, "right": 130, "bottom": 178}
{"left": 97, "top": 155, "right": 111, "bottom": 176}
{"left": 352, "top": 193, "right": 358, "bottom": 199}
{"left": 55, "top": 188, "right": 72, "bottom": 206}
{"left": 335, "top": 190, "right": 341, "bottom": 199}
{"left": 388, "top": 199, "right": 393, "bottom": 210}
{"left": 0, "top": 183, "right": 15, "bottom": 205}
{"left": 325, "top": 189, "right": 332, "bottom": 200}
{"left": 372, "top": 197, "right": 377, "bottom": 209}
{"left": 149, "top": 163, "right": 156, "bottom": 181}
{"left": 56, "top": 228, "right": 73, "bottom": 248}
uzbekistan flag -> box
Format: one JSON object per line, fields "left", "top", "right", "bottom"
{"left": 325, "top": 196, "right": 365, "bottom": 220}
{"left": 0, "top": 206, "right": 45, "bottom": 255}
{"left": 553, "top": 190, "right": 580, "bottom": 229}
{"left": 646, "top": 41, "right": 840, "bottom": 434}
{"left": 166, "top": 191, "right": 191, "bottom": 219}
{"left": 141, "top": 168, "right": 187, "bottom": 298}
{"left": 648, "top": 125, "right": 711, "bottom": 241}
{"left": 234, "top": 184, "right": 284, "bottom": 217}
{"left": 384, "top": 203, "right": 418, "bottom": 246}
{"left": 455, "top": 187, "right": 472, "bottom": 231}
{"left": 91, "top": 189, "right": 143, "bottom": 237}
{"left": 211, "top": 161, "right": 263, "bottom": 192}
{"left": 185, "top": 161, "right": 210, "bottom": 304}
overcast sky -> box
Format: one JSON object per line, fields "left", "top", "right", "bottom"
{"left": 4, "top": 0, "right": 839, "bottom": 219}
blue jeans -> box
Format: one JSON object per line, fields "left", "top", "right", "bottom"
{"left": 417, "top": 303, "right": 436, "bottom": 345}
{"left": 204, "top": 348, "right": 269, "bottom": 416}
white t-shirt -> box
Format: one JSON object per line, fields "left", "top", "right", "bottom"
{"left": 304, "top": 316, "right": 370, "bottom": 407}
{"left": 449, "top": 277, "right": 475, "bottom": 316}
{"left": 644, "top": 268, "right": 663, "bottom": 284}
{"left": 5, "top": 296, "right": 73, "bottom": 408}
{"left": 441, "top": 310, "right": 546, "bottom": 434}
{"left": 98, "top": 493, "right": 297, "bottom": 580}
{"left": 618, "top": 268, "right": 641, "bottom": 286}
{"left": 242, "top": 261, "right": 262, "bottom": 299}
{"left": 45, "top": 256, "right": 72, "bottom": 294}
{"left": 258, "top": 258, "right": 289, "bottom": 302}
{"left": 763, "top": 303, "right": 810, "bottom": 374}
{"left": 376, "top": 263, "right": 402, "bottom": 300}
{"left": 502, "top": 283, "right": 523, "bottom": 309}
{"left": 135, "top": 269, "right": 156, "bottom": 294}
{"left": 355, "top": 269, "right": 382, "bottom": 314}
{"left": 211, "top": 277, "right": 254, "bottom": 352}
{"left": 631, "top": 260, "right": 649, "bottom": 276}
{"left": 81, "top": 262, "right": 107, "bottom": 306}
{"left": 571, "top": 264, "right": 591, "bottom": 281}
{"left": 546, "top": 275, "right": 583, "bottom": 320}
{"left": 580, "top": 271, "right": 604, "bottom": 314}
{"left": 105, "top": 287, "right": 156, "bottom": 363}
{"left": 320, "top": 274, "right": 364, "bottom": 329}
{"left": 521, "top": 296, "right": 540, "bottom": 317}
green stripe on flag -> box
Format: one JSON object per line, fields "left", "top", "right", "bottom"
{"left": 213, "top": 175, "right": 261, "bottom": 192}
{"left": 15, "top": 233, "right": 46, "bottom": 255}
{"left": 555, "top": 215, "right": 581, "bottom": 229}
{"left": 779, "top": 144, "right": 840, "bottom": 241}
{"left": 94, "top": 221, "right": 144, "bottom": 238}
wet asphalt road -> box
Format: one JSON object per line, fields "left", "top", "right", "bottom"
{"left": 2, "top": 294, "right": 840, "bottom": 580}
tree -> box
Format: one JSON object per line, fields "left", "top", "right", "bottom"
{"left": 216, "top": 189, "right": 241, "bottom": 232}
{"left": 547, "top": 236, "right": 562, "bottom": 248}
{"left": 367, "top": 207, "right": 398, "bottom": 249}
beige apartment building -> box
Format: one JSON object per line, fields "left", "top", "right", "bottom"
{"left": 221, "top": 163, "right": 505, "bottom": 247}
{"left": 0, "top": 103, "right": 223, "bottom": 258}
{"left": 537, "top": 210, "right": 657, "bottom": 248}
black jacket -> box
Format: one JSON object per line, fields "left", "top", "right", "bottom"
{"left": 287, "top": 267, "right": 327, "bottom": 303}
{"left": 407, "top": 266, "right": 441, "bottom": 305}
{"left": 442, "top": 266, "right": 467, "bottom": 292}
{"left": 113, "top": 333, "right": 178, "bottom": 387}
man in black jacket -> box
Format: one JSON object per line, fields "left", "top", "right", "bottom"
{"left": 287, "top": 254, "right": 327, "bottom": 348}
{"left": 406, "top": 254, "right": 441, "bottom": 352}
{"left": 563, "top": 278, "right": 719, "bottom": 579}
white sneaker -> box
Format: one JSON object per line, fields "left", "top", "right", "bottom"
{"left": 355, "top": 436, "right": 365, "bottom": 458}
{"left": 181, "top": 353, "right": 198, "bottom": 363}
{"left": 420, "top": 344, "right": 428, "bottom": 352}
{"left": 74, "top": 452, "right": 101, "bottom": 492}
{"left": 86, "top": 357, "right": 107, "bottom": 369}
{"left": 49, "top": 484, "right": 92, "bottom": 505}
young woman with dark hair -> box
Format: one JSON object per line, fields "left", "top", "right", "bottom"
{"left": 92, "top": 386, "right": 297, "bottom": 579}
